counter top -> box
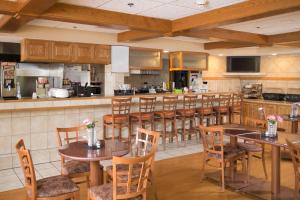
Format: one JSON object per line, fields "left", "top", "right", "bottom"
{"left": 243, "top": 98, "right": 295, "bottom": 105}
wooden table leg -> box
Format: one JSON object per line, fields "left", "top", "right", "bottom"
{"left": 291, "top": 121, "right": 298, "bottom": 133}
{"left": 90, "top": 161, "right": 103, "bottom": 187}
{"left": 271, "top": 145, "right": 281, "bottom": 196}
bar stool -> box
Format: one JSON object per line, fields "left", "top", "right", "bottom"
{"left": 230, "top": 93, "right": 242, "bottom": 124}
{"left": 154, "top": 96, "right": 178, "bottom": 150}
{"left": 176, "top": 95, "right": 198, "bottom": 144}
{"left": 129, "top": 97, "right": 156, "bottom": 139}
{"left": 103, "top": 97, "right": 132, "bottom": 142}
{"left": 214, "top": 94, "right": 231, "bottom": 125}
{"left": 197, "top": 94, "right": 216, "bottom": 126}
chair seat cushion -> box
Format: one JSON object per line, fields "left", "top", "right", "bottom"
{"left": 154, "top": 111, "right": 175, "bottom": 119}
{"left": 213, "top": 106, "right": 229, "bottom": 113}
{"left": 61, "top": 160, "right": 90, "bottom": 176}
{"left": 208, "top": 145, "right": 245, "bottom": 160}
{"left": 238, "top": 142, "right": 262, "bottom": 152}
{"left": 37, "top": 175, "right": 79, "bottom": 198}
{"left": 103, "top": 114, "right": 128, "bottom": 124}
{"left": 130, "top": 112, "right": 153, "bottom": 121}
{"left": 176, "top": 109, "right": 195, "bottom": 117}
{"left": 196, "top": 107, "right": 214, "bottom": 115}
{"left": 89, "top": 183, "right": 142, "bottom": 200}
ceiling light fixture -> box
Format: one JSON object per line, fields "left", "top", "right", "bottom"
{"left": 272, "top": 53, "right": 278, "bottom": 56}
{"left": 218, "top": 54, "right": 224, "bottom": 57}
{"left": 128, "top": 2, "right": 134, "bottom": 7}
{"left": 195, "top": 0, "right": 209, "bottom": 6}
{"left": 163, "top": 50, "right": 169, "bottom": 53}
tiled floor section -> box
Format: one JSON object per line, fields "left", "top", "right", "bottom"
{"left": 0, "top": 141, "right": 203, "bottom": 192}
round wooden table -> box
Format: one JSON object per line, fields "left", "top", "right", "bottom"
{"left": 282, "top": 114, "right": 300, "bottom": 133}
{"left": 58, "top": 140, "right": 129, "bottom": 187}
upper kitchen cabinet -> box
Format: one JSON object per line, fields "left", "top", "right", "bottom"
{"left": 72, "top": 43, "right": 94, "bottom": 64}
{"left": 129, "top": 47, "right": 162, "bottom": 70}
{"left": 170, "top": 51, "right": 208, "bottom": 71}
{"left": 93, "top": 44, "right": 111, "bottom": 65}
{"left": 21, "top": 39, "right": 51, "bottom": 62}
{"left": 51, "top": 41, "right": 73, "bottom": 63}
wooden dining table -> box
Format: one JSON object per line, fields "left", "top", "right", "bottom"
{"left": 58, "top": 140, "right": 130, "bottom": 187}
{"left": 223, "top": 124, "right": 300, "bottom": 199}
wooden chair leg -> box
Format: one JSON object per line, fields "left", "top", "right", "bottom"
{"left": 73, "top": 191, "right": 80, "bottom": 200}
{"left": 247, "top": 153, "right": 251, "bottom": 183}
{"left": 200, "top": 154, "right": 206, "bottom": 182}
{"left": 295, "top": 174, "right": 299, "bottom": 199}
{"left": 261, "top": 148, "right": 268, "bottom": 180}
{"left": 103, "top": 121, "right": 106, "bottom": 139}
{"left": 163, "top": 118, "right": 167, "bottom": 151}
{"left": 221, "top": 161, "right": 225, "bottom": 192}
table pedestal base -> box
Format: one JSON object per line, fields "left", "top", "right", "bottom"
{"left": 90, "top": 161, "right": 103, "bottom": 187}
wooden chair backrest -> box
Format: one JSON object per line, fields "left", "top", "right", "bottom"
{"left": 162, "top": 96, "right": 178, "bottom": 111}
{"left": 201, "top": 94, "right": 215, "bottom": 108}
{"left": 286, "top": 139, "right": 300, "bottom": 177}
{"left": 16, "top": 139, "right": 37, "bottom": 200}
{"left": 243, "top": 117, "right": 266, "bottom": 131}
{"left": 217, "top": 94, "right": 232, "bottom": 108}
{"left": 134, "top": 128, "right": 160, "bottom": 156}
{"left": 139, "top": 97, "right": 156, "bottom": 113}
{"left": 56, "top": 126, "right": 84, "bottom": 147}
{"left": 199, "top": 125, "right": 224, "bottom": 159}
{"left": 183, "top": 95, "right": 197, "bottom": 110}
{"left": 232, "top": 93, "right": 242, "bottom": 107}
{"left": 112, "top": 97, "right": 132, "bottom": 115}
{"left": 112, "top": 150, "right": 155, "bottom": 200}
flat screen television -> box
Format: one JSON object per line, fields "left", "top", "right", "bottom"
{"left": 227, "top": 56, "right": 260, "bottom": 72}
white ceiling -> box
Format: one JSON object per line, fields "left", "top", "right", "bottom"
{"left": 222, "top": 10, "right": 300, "bottom": 35}
{"left": 58, "top": 0, "right": 246, "bottom": 20}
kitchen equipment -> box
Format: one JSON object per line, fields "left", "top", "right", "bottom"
{"left": 49, "top": 88, "right": 69, "bottom": 98}
{"left": 36, "top": 77, "right": 49, "bottom": 98}
{"left": 114, "top": 89, "right": 134, "bottom": 96}
{"left": 290, "top": 103, "right": 300, "bottom": 118}
{"left": 285, "top": 94, "right": 300, "bottom": 102}
{"left": 172, "top": 71, "right": 188, "bottom": 89}
{"left": 1, "top": 62, "right": 17, "bottom": 99}
{"left": 16, "top": 82, "right": 21, "bottom": 99}
{"left": 242, "top": 83, "right": 262, "bottom": 99}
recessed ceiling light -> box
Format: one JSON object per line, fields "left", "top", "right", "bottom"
{"left": 72, "top": 26, "right": 77, "bottom": 29}
{"left": 195, "top": 0, "right": 209, "bottom": 6}
{"left": 272, "top": 53, "right": 278, "bottom": 56}
{"left": 256, "top": 26, "right": 261, "bottom": 29}
{"left": 218, "top": 54, "right": 224, "bottom": 56}
{"left": 128, "top": 2, "right": 134, "bottom": 7}
{"left": 163, "top": 50, "right": 169, "bottom": 53}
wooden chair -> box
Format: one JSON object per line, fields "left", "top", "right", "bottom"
{"left": 16, "top": 139, "right": 79, "bottom": 200}
{"left": 213, "top": 94, "right": 231, "bottom": 125}
{"left": 197, "top": 94, "right": 216, "bottom": 126}
{"left": 286, "top": 139, "right": 300, "bottom": 199}
{"left": 106, "top": 128, "right": 160, "bottom": 199}
{"left": 176, "top": 95, "right": 199, "bottom": 145}
{"left": 199, "top": 125, "right": 247, "bottom": 191}
{"left": 154, "top": 96, "right": 179, "bottom": 150}
{"left": 56, "top": 126, "right": 91, "bottom": 186}
{"left": 130, "top": 97, "right": 156, "bottom": 138}
{"left": 103, "top": 97, "right": 132, "bottom": 142}
{"left": 239, "top": 117, "right": 268, "bottom": 181}
{"left": 229, "top": 93, "right": 242, "bottom": 124}
{"left": 88, "top": 150, "right": 155, "bottom": 200}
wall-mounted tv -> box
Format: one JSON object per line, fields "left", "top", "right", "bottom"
{"left": 227, "top": 56, "right": 260, "bottom": 72}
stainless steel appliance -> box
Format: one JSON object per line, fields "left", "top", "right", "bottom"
{"left": 242, "top": 83, "right": 262, "bottom": 99}
{"left": 1, "top": 62, "right": 17, "bottom": 99}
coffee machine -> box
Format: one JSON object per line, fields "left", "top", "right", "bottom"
{"left": 1, "top": 62, "right": 17, "bottom": 99}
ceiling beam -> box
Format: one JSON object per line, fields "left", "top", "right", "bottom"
{"left": 268, "top": 31, "right": 300, "bottom": 44}
{"left": 279, "top": 41, "right": 300, "bottom": 48}
{"left": 0, "top": 0, "right": 57, "bottom": 32}
{"left": 0, "top": 1, "right": 19, "bottom": 15}
{"left": 204, "top": 42, "right": 259, "bottom": 50}
{"left": 118, "top": 31, "right": 162, "bottom": 42}
{"left": 182, "top": 28, "right": 269, "bottom": 45}
{"left": 172, "top": 0, "right": 300, "bottom": 32}
{"left": 20, "top": 3, "right": 172, "bottom": 33}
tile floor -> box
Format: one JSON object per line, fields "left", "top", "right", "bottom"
{"left": 0, "top": 141, "right": 203, "bottom": 192}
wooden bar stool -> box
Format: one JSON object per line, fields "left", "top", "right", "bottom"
{"left": 197, "top": 94, "right": 216, "bottom": 126}
{"left": 56, "top": 126, "right": 91, "bottom": 186}
{"left": 16, "top": 139, "right": 80, "bottom": 200}
{"left": 176, "top": 94, "right": 199, "bottom": 144}
{"left": 129, "top": 97, "right": 156, "bottom": 138}
{"left": 103, "top": 97, "right": 132, "bottom": 142}
{"left": 214, "top": 94, "right": 231, "bottom": 125}
{"left": 154, "top": 96, "right": 179, "bottom": 150}
{"left": 229, "top": 93, "right": 242, "bottom": 124}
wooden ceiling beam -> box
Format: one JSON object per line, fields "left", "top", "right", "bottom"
{"left": 117, "top": 31, "right": 162, "bottom": 42}
{"left": 268, "top": 31, "right": 300, "bottom": 44}
{"left": 21, "top": 3, "right": 172, "bottom": 33}
{"left": 0, "top": 0, "right": 57, "bottom": 32}
{"left": 182, "top": 28, "right": 269, "bottom": 45}
{"left": 279, "top": 41, "right": 300, "bottom": 48}
{"left": 204, "top": 42, "right": 261, "bottom": 50}
{"left": 0, "top": 1, "right": 19, "bottom": 15}
{"left": 172, "top": 0, "right": 300, "bottom": 32}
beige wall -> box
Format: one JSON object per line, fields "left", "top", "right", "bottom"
{"left": 203, "top": 54, "right": 300, "bottom": 93}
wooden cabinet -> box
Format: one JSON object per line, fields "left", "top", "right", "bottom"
{"left": 170, "top": 51, "right": 208, "bottom": 71}
{"left": 21, "top": 39, "right": 111, "bottom": 64}
{"left": 93, "top": 44, "right": 111, "bottom": 64}
{"left": 21, "top": 39, "right": 51, "bottom": 62}
{"left": 129, "top": 47, "right": 162, "bottom": 70}
{"left": 51, "top": 41, "right": 73, "bottom": 63}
